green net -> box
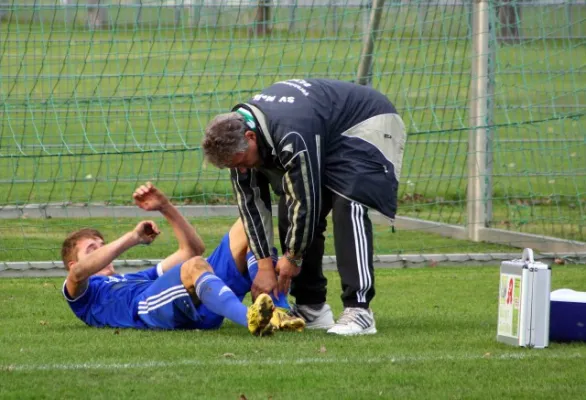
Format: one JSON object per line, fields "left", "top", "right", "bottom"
{"left": 0, "top": 0, "right": 584, "bottom": 263}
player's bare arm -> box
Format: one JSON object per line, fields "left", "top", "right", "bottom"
{"left": 133, "top": 182, "right": 205, "bottom": 273}
{"left": 65, "top": 220, "right": 160, "bottom": 298}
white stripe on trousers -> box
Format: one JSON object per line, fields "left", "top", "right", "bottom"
{"left": 137, "top": 292, "right": 190, "bottom": 315}
{"left": 354, "top": 202, "right": 369, "bottom": 304}
{"left": 350, "top": 202, "right": 364, "bottom": 302}
{"left": 139, "top": 284, "right": 184, "bottom": 304}
{"left": 356, "top": 203, "right": 372, "bottom": 302}
{"left": 351, "top": 202, "right": 371, "bottom": 304}
{"left": 138, "top": 287, "right": 187, "bottom": 311}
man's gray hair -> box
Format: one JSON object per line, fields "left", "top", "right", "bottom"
{"left": 202, "top": 112, "right": 249, "bottom": 168}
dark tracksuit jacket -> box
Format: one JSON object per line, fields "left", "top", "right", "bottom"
{"left": 231, "top": 78, "right": 406, "bottom": 306}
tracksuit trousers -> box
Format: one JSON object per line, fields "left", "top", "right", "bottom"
{"left": 278, "top": 188, "right": 375, "bottom": 309}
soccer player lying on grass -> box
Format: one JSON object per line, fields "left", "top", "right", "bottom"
{"left": 61, "top": 182, "right": 304, "bottom": 336}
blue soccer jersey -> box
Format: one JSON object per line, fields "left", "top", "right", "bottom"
{"left": 63, "top": 266, "right": 163, "bottom": 329}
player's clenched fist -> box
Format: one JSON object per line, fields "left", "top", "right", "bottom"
{"left": 133, "top": 182, "right": 170, "bottom": 212}
{"left": 133, "top": 220, "right": 160, "bottom": 245}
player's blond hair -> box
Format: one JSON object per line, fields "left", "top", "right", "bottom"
{"left": 61, "top": 228, "right": 104, "bottom": 270}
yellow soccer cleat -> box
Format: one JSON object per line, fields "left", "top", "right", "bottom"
{"left": 270, "top": 307, "right": 306, "bottom": 332}
{"left": 247, "top": 293, "right": 275, "bottom": 336}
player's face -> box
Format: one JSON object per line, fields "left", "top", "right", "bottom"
{"left": 76, "top": 237, "right": 115, "bottom": 276}
{"left": 229, "top": 131, "right": 260, "bottom": 173}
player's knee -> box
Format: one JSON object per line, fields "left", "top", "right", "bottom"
{"left": 180, "top": 256, "right": 213, "bottom": 286}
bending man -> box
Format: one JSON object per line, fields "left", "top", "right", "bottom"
{"left": 202, "top": 78, "right": 406, "bottom": 335}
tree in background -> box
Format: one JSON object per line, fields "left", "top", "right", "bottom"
{"left": 498, "top": 0, "right": 521, "bottom": 43}
{"left": 251, "top": 0, "right": 271, "bottom": 36}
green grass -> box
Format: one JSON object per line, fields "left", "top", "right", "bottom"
{"left": 2, "top": 266, "right": 586, "bottom": 399}
{"left": 0, "top": 216, "right": 517, "bottom": 262}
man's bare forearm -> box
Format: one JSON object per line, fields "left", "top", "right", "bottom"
{"left": 159, "top": 203, "right": 205, "bottom": 256}
{"left": 69, "top": 232, "right": 139, "bottom": 283}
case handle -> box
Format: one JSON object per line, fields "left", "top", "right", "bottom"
{"left": 522, "top": 248, "right": 534, "bottom": 263}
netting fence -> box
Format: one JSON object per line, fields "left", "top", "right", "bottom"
{"left": 0, "top": 0, "right": 584, "bottom": 268}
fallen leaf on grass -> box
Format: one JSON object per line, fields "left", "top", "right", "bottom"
{"left": 318, "top": 345, "right": 327, "bottom": 353}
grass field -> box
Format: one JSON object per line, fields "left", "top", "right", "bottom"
{"left": 1, "top": 5, "right": 584, "bottom": 398}
{"left": 0, "top": 216, "right": 518, "bottom": 262}
{"left": 2, "top": 266, "right": 586, "bottom": 399}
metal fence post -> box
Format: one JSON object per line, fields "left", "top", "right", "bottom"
{"left": 566, "top": 1, "right": 572, "bottom": 38}
{"left": 485, "top": 0, "right": 496, "bottom": 227}
{"left": 331, "top": 0, "right": 338, "bottom": 35}
{"left": 362, "top": 0, "right": 372, "bottom": 35}
{"left": 417, "top": 0, "right": 425, "bottom": 38}
{"left": 0, "top": 0, "right": 6, "bottom": 21}
{"left": 189, "top": 0, "right": 202, "bottom": 29}
{"left": 134, "top": 0, "right": 142, "bottom": 29}
{"left": 468, "top": 0, "right": 490, "bottom": 240}
{"left": 174, "top": 0, "right": 183, "bottom": 27}
{"left": 288, "top": 0, "right": 296, "bottom": 33}
{"left": 356, "top": 0, "right": 385, "bottom": 85}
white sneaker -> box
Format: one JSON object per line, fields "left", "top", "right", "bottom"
{"left": 290, "top": 303, "right": 335, "bottom": 330}
{"left": 327, "top": 307, "right": 377, "bottom": 336}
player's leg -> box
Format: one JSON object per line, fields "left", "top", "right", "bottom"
{"left": 207, "top": 227, "right": 253, "bottom": 302}
{"left": 281, "top": 191, "right": 335, "bottom": 329}
{"left": 226, "top": 218, "right": 291, "bottom": 309}
{"left": 245, "top": 254, "right": 290, "bottom": 309}
{"left": 205, "top": 222, "right": 289, "bottom": 309}
{"left": 184, "top": 257, "right": 274, "bottom": 336}
{"left": 243, "top": 249, "right": 305, "bottom": 332}
{"left": 137, "top": 258, "right": 274, "bottom": 336}
{"left": 222, "top": 219, "right": 305, "bottom": 331}
{"left": 327, "top": 193, "right": 377, "bottom": 336}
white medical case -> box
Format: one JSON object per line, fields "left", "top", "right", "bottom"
{"left": 497, "top": 248, "right": 551, "bottom": 348}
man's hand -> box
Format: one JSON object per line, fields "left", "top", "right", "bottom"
{"left": 133, "top": 182, "right": 170, "bottom": 212}
{"left": 251, "top": 258, "right": 278, "bottom": 299}
{"left": 276, "top": 255, "right": 301, "bottom": 295}
{"left": 133, "top": 220, "right": 160, "bottom": 245}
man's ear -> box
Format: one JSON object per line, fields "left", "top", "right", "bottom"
{"left": 244, "top": 130, "right": 257, "bottom": 142}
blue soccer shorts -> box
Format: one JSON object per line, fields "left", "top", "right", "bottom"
{"left": 136, "top": 233, "right": 252, "bottom": 330}
{"left": 206, "top": 233, "right": 253, "bottom": 301}
{"left": 136, "top": 263, "right": 224, "bottom": 330}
